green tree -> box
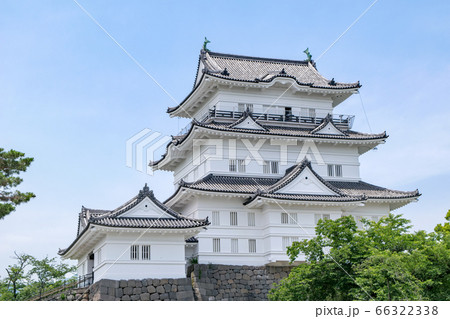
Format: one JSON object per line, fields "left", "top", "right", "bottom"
{"left": 0, "top": 148, "right": 35, "bottom": 219}
{"left": 29, "top": 256, "right": 76, "bottom": 298}
{"left": 2, "top": 252, "right": 33, "bottom": 300}
{"left": 269, "top": 213, "right": 450, "bottom": 301}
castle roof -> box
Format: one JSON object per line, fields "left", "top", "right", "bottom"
{"left": 165, "top": 160, "right": 420, "bottom": 208}
{"left": 60, "top": 184, "right": 209, "bottom": 257}
{"left": 168, "top": 50, "right": 360, "bottom": 116}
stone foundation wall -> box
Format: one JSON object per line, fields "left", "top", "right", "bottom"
{"left": 58, "top": 264, "right": 293, "bottom": 301}
{"left": 87, "top": 278, "right": 194, "bottom": 301}
{"left": 192, "top": 264, "right": 292, "bottom": 301}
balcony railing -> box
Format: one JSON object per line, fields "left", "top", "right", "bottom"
{"left": 78, "top": 272, "right": 94, "bottom": 288}
{"left": 208, "top": 109, "right": 355, "bottom": 129}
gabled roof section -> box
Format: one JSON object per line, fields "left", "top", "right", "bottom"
{"left": 266, "top": 158, "right": 345, "bottom": 196}
{"left": 310, "top": 114, "right": 348, "bottom": 136}
{"left": 228, "top": 110, "right": 267, "bottom": 131}
{"left": 60, "top": 184, "right": 209, "bottom": 257}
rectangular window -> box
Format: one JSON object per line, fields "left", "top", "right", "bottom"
{"left": 237, "top": 159, "right": 246, "bottom": 172}
{"left": 231, "top": 239, "right": 238, "bottom": 253}
{"left": 212, "top": 211, "right": 220, "bottom": 226}
{"left": 263, "top": 161, "right": 279, "bottom": 174}
{"left": 141, "top": 245, "right": 151, "bottom": 260}
{"left": 213, "top": 238, "right": 221, "bottom": 252}
{"left": 335, "top": 165, "right": 342, "bottom": 177}
{"left": 229, "top": 159, "right": 237, "bottom": 172}
{"left": 281, "top": 212, "right": 289, "bottom": 224}
{"left": 327, "top": 164, "right": 334, "bottom": 177}
{"left": 309, "top": 108, "right": 316, "bottom": 118}
{"left": 248, "top": 212, "right": 255, "bottom": 227}
{"left": 282, "top": 236, "right": 299, "bottom": 251}
{"left": 230, "top": 211, "right": 238, "bottom": 226}
{"left": 281, "top": 212, "right": 297, "bottom": 224}
{"left": 130, "top": 245, "right": 139, "bottom": 260}
{"left": 248, "top": 239, "right": 256, "bottom": 253}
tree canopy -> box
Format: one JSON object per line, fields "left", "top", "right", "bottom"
{"left": 0, "top": 148, "right": 35, "bottom": 219}
{"left": 269, "top": 213, "right": 450, "bottom": 301}
{"left": 0, "top": 253, "right": 76, "bottom": 300}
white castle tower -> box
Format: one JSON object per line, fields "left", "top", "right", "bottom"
{"left": 151, "top": 49, "right": 420, "bottom": 266}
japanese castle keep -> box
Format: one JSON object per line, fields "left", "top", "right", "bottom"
{"left": 60, "top": 48, "right": 420, "bottom": 285}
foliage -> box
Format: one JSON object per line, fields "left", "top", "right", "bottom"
{"left": 269, "top": 213, "right": 450, "bottom": 301}
{"left": 0, "top": 253, "right": 76, "bottom": 300}
{"left": 0, "top": 148, "right": 35, "bottom": 219}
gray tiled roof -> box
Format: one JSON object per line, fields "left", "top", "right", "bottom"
{"left": 329, "top": 181, "right": 420, "bottom": 199}
{"left": 168, "top": 50, "right": 360, "bottom": 114}
{"left": 201, "top": 51, "right": 360, "bottom": 89}
{"left": 150, "top": 116, "right": 387, "bottom": 168}
{"left": 168, "top": 162, "right": 419, "bottom": 203}
{"left": 60, "top": 185, "right": 209, "bottom": 256}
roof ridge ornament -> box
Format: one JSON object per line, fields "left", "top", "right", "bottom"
{"left": 138, "top": 183, "right": 153, "bottom": 199}
{"left": 279, "top": 68, "right": 286, "bottom": 75}
{"left": 329, "top": 78, "right": 336, "bottom": 86}
{"left": 220, "top": 68, "right": 229, "bottom": 76}
{"left": 303, "top": 48, "right": 312, "bottom": 62}
{"left": 203, "top": 37, "right": 211, "bottom": 52}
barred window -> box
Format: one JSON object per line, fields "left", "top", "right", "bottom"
{"left": 231, "top": 238, "right": 239, "bottom": 253}
{"left": 315, "top": 214, "right": 331, "bottom": 224}
{"left": 327, "top": 164, "right": 334, "bottom": 176}
{"left": 281, "top": 212, "right": 297, "bottom": 224}
{"left": 213, "top": 238, "right": 221, "bottom": 252}
{"left": 263, "top": 161, "right": 279, "bottom": 174}
{"left": 230, "top": 211, "right": 238, "bottom": 226}
{"left": 248, "top": 212, "right": 255, "bottom": 227}
{"left": 141, "top": 245, "right": 151, "bottom": 260}
{"left": 281, "top": 212, "right": 289, "bottom": 224}
{"left": 282, "top": 236, "right": 299, "bottom": 251}
{"left": 335, "top": 165, "right": 342, "bottom": 177}
{"left": 229, "top": 159, "right": 237, "bottom": 172}
{"left": 212, "top": 211, "right": 220, "bottom": 226}
{"left": 130, "top": 245, "right": 139, "bottom": 260}
{"left": 237, "top": 159, "right": 246, "bottom": 172}
{"left": 248, "top": 239, "right": 256, "bottom": 253}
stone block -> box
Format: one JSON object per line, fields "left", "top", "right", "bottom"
{"left": 164, "top": 284, "right": 171, "bottom": 293}
{"left": 147, "top": 286, "right": 156, "bottom": 293}
{"left": 150, "top": 293, "right": 159, "bottom": 301}
{"left": 119, "top": 280, "right": 128, "bottom": 288}
{"left": 123, "top": 287, "right": 133, "bottom": 295}
{"left": 128, "top": 280, "right": 136, "bottom": 287}
{"left": 115, "top": 288, "right": 123, "bottom": 298}
{"left": 171, "top": 285, "right": 177, "bottom": 292}
{"left": 136, "top": 281, "right": 142, "bottom": 288}
{"left": 133, "top": 287, "right": 142, "bottom": 295}
{"left": 235, "top": 273, "right": 242, "bottom": 280}
{"left": 156, "top": 286, "right": 165, "bottom": 294}
{"left": 176, "top": 290, "right": 194, "bottom": 301}
{"left": 122, "top": 295, "right": 131, "bottom": 301}
{"left": 130, "top": 295, "right": 140, "bottom": 301}
{"left": 108, "top": 287, "right": 115, "bottom": 296}
{"left": 242, "top": 274, "right": 250, "bottom": 281}
{"left": 141, "top": 279, "right": 147, "bottom": 287}
{"left": 153, "top": 279, "right": 160, "bottom": 286}
{"left": 160, "top": 279, "right": 169, "bottom": 285}
{"left": 140, "top": 293, "right": 150, "bottom": 301}
{"left": 160, "top": 293, "right": 169, "bottom": 300}
{"left": 169, "top": 292, "right": 177, "bottom": 300}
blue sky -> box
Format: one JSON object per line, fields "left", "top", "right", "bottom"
{"left": 1, "top": 0, "right": 449, "bottom": 274}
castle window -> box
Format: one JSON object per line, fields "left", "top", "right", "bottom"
{"left": 281, "top": 212, "right": 297, "bottom": 224}
{"left": 263, "top": 161, "right": 279, "bottom": 174}
{"left": 213, "top": 238, "right": 221, "bottom": 252}
{"left": 141, "top": 245, "right": 151, "bottom": 260}
{"left": 212, "top": 211, "right": 220, "bottom": 226}
{"left": 328, "top": 164, "right": 343, "bottom": 177}
{"left": 229, "top": 159, "right": 246, "bottom": 172}
{"left": 248, "top": 239, "right": 256, "bottom": 253}
{"left": 248, "top": 212, "right": 255, "bottom": 227}
{"left": 282, "top": 236, "right": 299, "bottom": 251}
{"left": 230, "top": 211, "right": 238, "bottom": 226}
{"left": 130, "top": 245, "right": 139, "bottom": 260}
{"left": 231, "top": 239, "right": 239, "bottom": 253}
